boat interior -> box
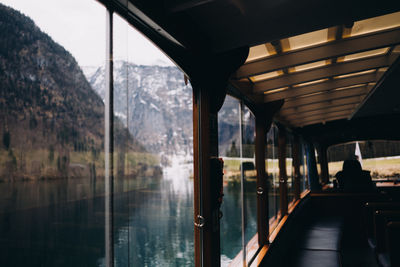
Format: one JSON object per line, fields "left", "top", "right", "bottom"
{"left": 2, "top": 0, "right": 400, "bottom": 266}
{"left": 98, "top": 1, "right": 400, "bottom": 266}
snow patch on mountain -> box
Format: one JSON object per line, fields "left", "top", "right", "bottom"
{"left": 84, "top": 61, "right": 193, "bottom": 158}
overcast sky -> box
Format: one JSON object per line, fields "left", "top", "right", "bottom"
{"left": 0, "top": 0, "right": 174, "bottom": 67}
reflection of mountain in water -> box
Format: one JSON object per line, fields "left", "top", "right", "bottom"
{"left": 0, "top": 175, "right": 194, "bottom": 267}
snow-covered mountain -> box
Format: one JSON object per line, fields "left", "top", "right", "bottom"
{"left": 83, "top": 61, "right": 254, "bottom": 160}
{"left": 83, "top": 61, "right": 193, "bottom": 159}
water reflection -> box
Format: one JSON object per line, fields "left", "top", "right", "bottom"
{"left": 0, "top": 179, "right": 105, "bottom": 267}
{"left": 113, "top": 159, "right": 194, "bottom": 267}
{"left": 0, "top": 157, "right": 259, "bottom": 266}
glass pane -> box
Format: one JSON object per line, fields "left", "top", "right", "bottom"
{"left": 0, "top": 1, "right": 106, "bottom": 266}
{"left": 266, "top": 124, "right": 279, "bottom": 225}
{"left": 328, "top": 140, "right": 400, "bottom": 182}
{"left": 299, "top": 141, "right": 309, "bottom": 192}
{"left": 218, "top": 96, "right": 242, "bottom": 266}
{"left": 242, "top": 105, "right": 257, "bottom": 263}
{"left": 112, "top": 14, "right": 194, "bottom": 265}
{"left": 315, "top": 148, "right": 322, "bottom": 182}
{"left": 286, "top": 134, "right": 294, "bottom": 205}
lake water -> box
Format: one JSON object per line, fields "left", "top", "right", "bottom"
{"left": 0, "top": 159, "right": 258, "bottom": 266}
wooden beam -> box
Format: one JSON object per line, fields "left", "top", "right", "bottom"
{"left": 293, "top": 109, "right": 352, "bottom": 121}
{"left": 262, "top": 72, "right": 378, "bottom": 101}
{"left": 294, "top": 115, "right": 349, "bottom": 127}
{"left": 280, "top": 103, "right": 357, "bottom": 117}
{"left": 237, "top": 27, "right": 400, "bottom": 78}
{"left": 283, "top": 107, "right": 355, "bottom": 121}
{"left": 287, "top": 110, "right": 353, "bottom": 126}
{"left": 281, "top": 86, "right": 368, "bottom": 109}
{"left": 279, "top": 96, "right": 364, "bottom": 116}
{"left": 254, "top": 55, "right": 393, "bottom": 92}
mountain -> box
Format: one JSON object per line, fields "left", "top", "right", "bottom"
{"left": 0, "top": 4, "right": 145, "bottom": 180}
{"left": 84, "top": 61, "right": 194, "bottom": 159}
{"left": 84, "top": 62, "right": 255, "bottom": 160}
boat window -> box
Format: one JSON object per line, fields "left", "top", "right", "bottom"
{"left": 299, "top": 140, "right": 309, "bottom": 192}
{"left": 218, "top": 97, "right": 259, "bottom": 266}
{"left": 315, "top": 148, "right": 322, "bottom": 181}
{"left": 328, "top": 141, "right": 400, "bottom": 183}
{"left": 0, "top": 1, "right": 106, "bottom": 266}
{"left": 267, "top": 124, "right": 280, "bottom": 224}
{"left": 218, "top": 95, "right": 243, "bottom": 266}
{"left": 286, "top": 134, "right": 294, "bottom": 205}
{"left": 112, "top": 13, "right": 194, "bottom": 265}
{"left": 241, "top": 105, "right": 258, "bottom": 263}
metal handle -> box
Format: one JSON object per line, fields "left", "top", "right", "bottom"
{"left": 194, "top": 215, "right": 205, "bottom": 228}
{"left": 257, "top": 187, "right": 264, "bottom": 195}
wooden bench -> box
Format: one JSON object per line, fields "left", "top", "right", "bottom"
{"left": 364, "top": 202, "right": 400, "bottom": 249}
{"left": 386, "top": 222, "right": 400, "bottom": 267}
{"left": 291, "top": 216, "right": 344, "bottom": 267}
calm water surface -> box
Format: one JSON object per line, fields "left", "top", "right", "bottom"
{"left": 0, "top": 162, "right": 258, "bottom": 266}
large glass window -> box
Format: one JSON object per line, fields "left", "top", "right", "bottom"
{"left": 218, "top": 96, "right": 258, "bottom": 266}
{"left": 286, "top": 134, "right": 294, "bottom": 205}
{"left": 328, "top": 140, "right": 400, "bottom": 182}
{"left": 299, "top": 141, "right": 309, "bottom": 193}
{"left": 218, "top": 95, "right": 243, "bottom": 265}
{"left": 266, "top": 124, "right": 280, "bottom": 224}
{"left": 241, "top": 105, "right": 257, "bottom": 263}
{"left": 0, "top": 1, "right": 106, "bottom": 266}
{"left": 111, "top": 14, "right": 194, "bottom": 266}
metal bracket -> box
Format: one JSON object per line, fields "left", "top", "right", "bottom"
{"left": 194, "top": 215, "right": 205, "bottom": 228}
{"left": 257, "top": 186, "right": 264, "bottom": 195}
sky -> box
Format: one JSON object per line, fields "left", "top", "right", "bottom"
{"left": 0, "top": 0, "right": 174, "bottom": 67}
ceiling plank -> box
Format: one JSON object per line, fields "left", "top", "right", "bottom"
{"left": 279, "top": 96, "right": 364, "bottom": 116}
{"left": 281, "top": 86, "right": 368, "bottom": 109}
{"left": 284, "top": 109, "right": 354, "bottom": 124}
{"left": 254, "top": 55, "right": 394, "bottom": 92}
{"left": 236, "top": 27, "right": 400, "bottom": 78}
{"left": 292, "top": 114, "right": 350, "bottom": 127}
{"left": 281, "top": 104, "right": 357, "bottom": 119}
{"left": 262, "top": 72, "right": 377, "bottom": 101}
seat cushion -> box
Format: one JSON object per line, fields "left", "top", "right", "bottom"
{"left": 293, "top": 249, "right": 341, "bottom": 267}
{"left": 309, "top": 216, "right": 344, "bottom": 231}
{"left": 299, "top": 228, "right": 341, "bottom": 251}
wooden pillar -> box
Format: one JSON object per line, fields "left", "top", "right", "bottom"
{"left": 252, "top": 100, "right": 283, "bottom": 246}
{"left": 292, "top": 135, "right": 301, "bottom": 201}
{"left": 319, "top": 146, "right": 329, "bottom": 185}
{"left": 192, "top": 85, "right": 222, "bottom": 267}
{"left": 255, "top": 115, "right": 269, "bottom": 245}
{"left": 191, "top": 47, "right": 249, "bottom": 267}
{"left": 278, "top": 129, "right": 288, "bottom": 216}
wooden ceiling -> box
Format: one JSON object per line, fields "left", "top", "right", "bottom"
{"left": 231, "top": 12, "right": 400, "bottom": 128}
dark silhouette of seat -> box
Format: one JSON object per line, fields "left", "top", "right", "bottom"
{"left": 335, "top": 159, "right": 376, "bottom": 192}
